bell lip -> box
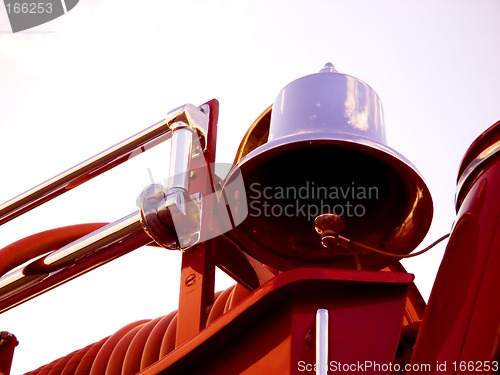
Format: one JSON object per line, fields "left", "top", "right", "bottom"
{"left": 224, "top": 132, "right": 434, "bottom": 271}
{"left": 233, "top": 131, "right": 431, "bottom": 190}
{"left": 456, "top": 119, "right": 500, "bottom": 211}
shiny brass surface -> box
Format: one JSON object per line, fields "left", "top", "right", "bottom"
{"left": 0, "top": 211, "right": 152, "bottom": 313}
{"left": 0, "top": 102, "right": 212, "bottom": 312}
{"left": 233, "top": 105, "right": 271, "bottom": 164}
{"left": 0, "top": 118, "right": 171, "bottom": 226}
{"left": 0, "top": 104, "right": 209, "bottom": 227}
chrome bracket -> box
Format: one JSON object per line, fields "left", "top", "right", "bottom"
{"left": 166, "top": 103, "right": 210, "bottom": 151}
{"left": 140, "top": 184, "right": 202, "bottom": 250}
{"left": 140, "top": 103, "right": 209, "bottom": 251}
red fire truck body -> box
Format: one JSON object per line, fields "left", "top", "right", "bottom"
{"left": 1, "top": 66, "right": 499, "bottom": 374}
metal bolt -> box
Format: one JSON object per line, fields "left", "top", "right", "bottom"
{"left": 304, "top": 327, "right": 314, "bottom": 348}
{"left": 185, "top": 273, "right": 196, "bottom": 286}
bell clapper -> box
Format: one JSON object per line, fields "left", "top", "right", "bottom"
{"left": 314, "top": 213, "right": 362, "bottom": 270}
{"left": 313, "top": 213, "right": 346, "bottom": 247}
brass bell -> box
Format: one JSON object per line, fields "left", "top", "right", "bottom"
{"left": 223, "top": 63, "right": 433, "bottom": 271}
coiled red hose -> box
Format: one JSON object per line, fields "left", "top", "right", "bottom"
{"left": 24, "top": 285, "right": 249, "bottom": 375}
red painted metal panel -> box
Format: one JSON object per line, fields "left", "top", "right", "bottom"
{"left": 410, "top": 121, "right": 500, "bottom": 374}
{"left": 140, "top": 268, "right": 412, "bottom": 374}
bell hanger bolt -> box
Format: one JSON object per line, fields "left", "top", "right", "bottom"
{"left": 319, "top": 62, "right": 338, "bottom": 73}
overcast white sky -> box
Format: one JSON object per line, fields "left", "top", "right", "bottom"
{"left": 1, "top": 1, "right": 500, "bottom": 373}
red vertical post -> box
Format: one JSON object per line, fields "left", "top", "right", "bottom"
{"left": 175, "top": 100, "right": 219, "bottom": 346}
